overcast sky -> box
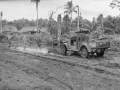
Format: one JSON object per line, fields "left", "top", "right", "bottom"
{"left": 0, "top": 0, "right": 119, "bottom": 21}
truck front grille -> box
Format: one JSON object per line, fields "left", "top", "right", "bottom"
{"left": 97, "top": 42, "right": 110, "bottom": 48}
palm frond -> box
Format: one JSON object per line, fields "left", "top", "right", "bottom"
{"left": 64, "top": 1, "right": 73, "bottom": 11}
{"left": 64, "top": 11, "right": 70, "bottom": 14}
{"left": 72, "top": 9, "right": 77, "bottom": 13}
{"left": 84, "top": 19, "right": 98, "bottom": 31}
{"left": 31, "top": 0, "right": 41, "bottom": 10}
{"left": 67, "top": 1, "right": 73, "bottom": 9}
{"left": 64, "top": 6, "right": 70, "bottom": 10}
{"left": 85, "top": 19, "right": 92, "bottom": 26}
{"left": 84, "top": 19, "right": 93, "bottom": 30}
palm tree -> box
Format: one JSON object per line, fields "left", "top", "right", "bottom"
{"left": 64, "top": 1, "right": 77, "bottom": 22}
{"left": 31, "top": 0, "right": 41, "bottom": 31}
{"left": 83, "top": 19, "right": 98, "bottom": 32}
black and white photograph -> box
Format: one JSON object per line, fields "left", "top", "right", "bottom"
{"left": 0, "top": 0, "right": 120, "bottom": 90}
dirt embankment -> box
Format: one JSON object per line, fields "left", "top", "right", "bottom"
{"left": 0, "top": 45, "right": 120, "bottom": 90}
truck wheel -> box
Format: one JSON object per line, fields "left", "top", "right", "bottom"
{"left": 97, "top": 51, "right": 104, "bottom": 57}
{"left": 60, "top": 45, "right": 67, "bottom": 55}
{"left": 81, "top": 47, "right": 89, "bottom": 58}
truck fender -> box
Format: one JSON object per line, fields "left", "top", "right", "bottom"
{"left": 80, "top": 44, "right": 92, "bottom": 52}
{"left": 60, "top": 43, "right": 67, "bottom": 50}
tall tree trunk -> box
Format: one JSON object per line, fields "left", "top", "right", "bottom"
{"left": 0, "top": 12, "right": 2, "bottom": 33}
{"left": 0, "top": 15, "right": 2, "bottom": 33}
{"left": 70, "top": 12, "right": 72, "bottom": 27}
{"left": 71, "top": 12, "right": 72, "bottom": 22}
{"left": 36, "top": 2, "right": 38, "bottom": 32}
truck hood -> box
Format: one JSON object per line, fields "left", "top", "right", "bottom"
{"left": 89, "top": 33, "right": 110, "bottom": 41}
{"left": 89, "top": 37, "right": 110, "bottom": 42}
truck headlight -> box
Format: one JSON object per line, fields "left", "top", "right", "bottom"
{"left": 89, "top": 42, "right": 96, "bottom": 48}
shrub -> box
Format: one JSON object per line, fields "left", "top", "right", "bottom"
{"left": 104, "top": 28, "right": 114, "bottom": 35}
{"left": 0, "top": 34, "right": 8, "bottom": 43}
{"left": 25, "top": 35, "right": 41, "bottom": 47}
{"left": 8, "top": 33, "right": 55, "bottom": 48}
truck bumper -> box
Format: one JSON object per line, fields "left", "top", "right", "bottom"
{"left": 91, "top": 48, "right": 106, "bottom": 54}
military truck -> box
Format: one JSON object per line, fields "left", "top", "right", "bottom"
{"left": 58, "top": 29, "right": 110, "bottom": 58}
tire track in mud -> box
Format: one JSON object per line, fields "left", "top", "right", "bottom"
{"left": 0, "top": 51, "right": 74, "bottom": 90}
{"left": 2, "top": 46, "right": 119, "bottom": 82}
{"left": 1, "top": 46, "right": 120, "bottom": 89}
{"left": 9, "top": 48, "right": 120, "bottom": 78}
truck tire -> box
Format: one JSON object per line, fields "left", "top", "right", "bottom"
{"left": 60, "top": 45, "right": 67, "bottom": 55}
{"left": 81, "top": 47, "right": 89, "bottom": 58}
{"left": 97, "top": 51, "right": 104, "bottom": 57}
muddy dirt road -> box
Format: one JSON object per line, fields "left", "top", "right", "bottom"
{"left": 0, "top": 45, "right": 120, "bottom": 90}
